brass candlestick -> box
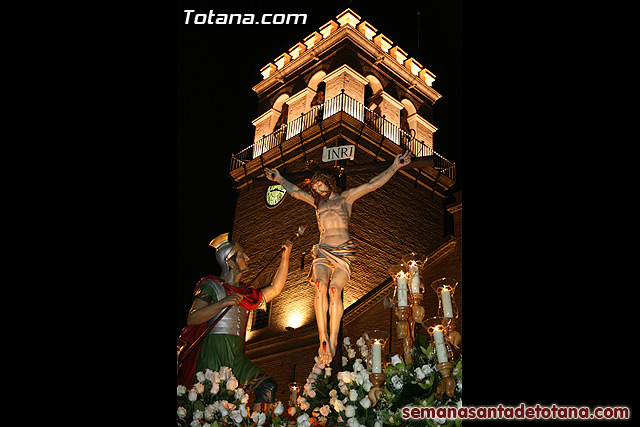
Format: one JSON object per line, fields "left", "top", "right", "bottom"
{"left": 425, "top": 317, "right": 458, "bottom": 398}
{"left": 411, "top": 292, "right": 425, "bottom": 323}
{"left": 394, "top": 305, "right": 413, "bottom": 366}
{"left": 364, "top": 330, "right": 390, "bottom": 408}
{"left": 368, "top": 372, "right": 387, "bottom": 407}
{"left": 431, "top": 278, "right": 461, "bottom": 356}
{"left": 435, "top": 361, "right": 456, "bottom": 397}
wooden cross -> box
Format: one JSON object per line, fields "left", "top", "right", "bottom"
{"left": 251, "top": 155, "right": 437, "bottom": 189}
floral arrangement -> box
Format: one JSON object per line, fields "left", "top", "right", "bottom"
{"left": 295, "top": 331, "right": 461, "bottom": 426}
{"left": 177, "top": 366, "right": 291, "bottom": 427}
{"left": 177, "top": 332, "right": 461, "bottom": 426}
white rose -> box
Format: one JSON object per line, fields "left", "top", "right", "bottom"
{"left": 433, "top": 416, "right": 447, "bottom": 425}
{"left": 177, "top": 385, "right": 187, "bottom": 396}
{"left": 347, "top": 417, "right": 361, "bottom": 427}
{"left": 177, "top": 406, "right": 187, "bottom": 419}
{"left": 349, "top": 389, "right": 358, "bottom": 401}
{"left": 188, "top": 389, "right": 198, "bottom": 401}
{"left": 219, "top": 401, "right": 229, "bottom": 417}
{"left": 219, "top": 366, "right": 232, "bottom": 381}
{"left": 273, "top": 401, "right": 284, "bottom": 415}
{"left": 352, "top": 360, "right": 364, "bottom": 372}
{"left": 354, "top": 372, "right": 364, "bottom": 386}
{"left": 329, "top": 389, "right": 338, "bottom": 398}
{"left": 391, "top": 354, "right": 403, "bottom": 366}
{"left": 345, "top": 405, "right": 357, "bottom": 418}
{"left": 234, "top": 388, "right": 245, "bottom": 400}
{"left": 360, "top": 347, "right": 368, "bottom": 357}
{"left": 204, "top": 368, "right": 215, "bottom": 382}
{"left": 374, "top": 421, "right": 383, "bottom": 427}
{"left": 325, "top": 367, "right": 332, "bottom": 377}
{"left": 421, "top": 364, "right": 433, "bottom": 375}
{"left": 190, "top": 421, "right": 200, "bottom": 427}
{"left": 307, "top": 388, "right": 316, "bottom": 398}
{"left": 239, "top": 404, "right": 248, "bottom": 417}
{"left": 319, "top": 404, "right": 331, "bottom": 416}
{"left": 356, "top": 337, "right": 365, "bottom": 347}
{"left": 193, "top": 409, "right": 203, "bottom": 420}
{"left": 332, "top": 399, "right": 345, "bottom": 412}
{"left": 204, "top": 404, "right": 216, "bottom": 420}
{"left": 339, "top": 382, "right": 349, "bottom": 395}
{"left": 359, "top": 396, "right": 371, "bottom": 409}
{"left": 212, "top": 371, "right": 220, "bottom": 383}
{"left": 297, "top": 413, "right": 311, "bottom": 427}
{"left": 363, "top": 378, "right": 372, "bottom": 392}
{"left": 226, "top": 376, "right": 239, "bottom": 391}
{"left": 229, "top": 409, "right": 243, "bottom": 424}
{"left": 194, "top": 382, "right": 205, "bottom": 393}
{"left": 210, "top": 382, "right": 220, "bottom": 395}
{"left": 196, "top": 371, "right": 206, "bottom": 383}
{"left": 252, "top": 412, "right": 267, "bottom": 426}
{"left": 340, "top": 372, "right": 351, "bottom": 384}
{"left": 344, "top": 337, "right": 351, "bottom": 346}
{"left": 391, "top": 375, "right": 403, "bottom": 390}
{"left": 342, "top": 356, "right": 348, "bottom": 367}
{"left": 300, "top": 399, "right": 311, "bottom": 411}
{"left": 414, "top": 366, "right": 426, "bottom": 380}
{"left": 348, "top": 348, "right": 356, "bottom": 359}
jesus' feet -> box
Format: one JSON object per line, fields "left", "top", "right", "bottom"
{"left": 318, "top": 338, "right": 333, "bottom": 365}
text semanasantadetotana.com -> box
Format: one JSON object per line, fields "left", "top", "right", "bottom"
{"left": 402, "top": 403, "right": 630, "bottom": 421}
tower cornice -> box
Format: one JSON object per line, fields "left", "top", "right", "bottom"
{"left": 252, "top": 13, "right": 442, "bottom": 104}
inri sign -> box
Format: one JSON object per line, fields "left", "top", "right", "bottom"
{"left": 322, "top": 144, "right": 355, "bottom": 162}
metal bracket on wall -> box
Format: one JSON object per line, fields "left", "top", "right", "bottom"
{"left": 278, "top": 143, "right": 286, "bottom": 174}
{"left": 373, "top": 134, "right": 385, "bottom": 162}
{"left": 354, "top": 121, "right": 365, "bottom": 149}
{"left": 243, "top": 163, "right": 249, "bottom": 189}
{"left": 430, "top": 170, "right": 442, "bottom": 198}
{"left": 299, "top": 132, "right": 308, "bottom": 164}
{"left": 319, "top": 116, "right": 327, "bottom": 145}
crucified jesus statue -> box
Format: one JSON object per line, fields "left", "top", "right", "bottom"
{"left": 265, "top": 150, "right": 412, "bottom": 364}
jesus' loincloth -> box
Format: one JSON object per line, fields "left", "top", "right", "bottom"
{"left": 308, "top": 239, "right": 356, "bottom": 282}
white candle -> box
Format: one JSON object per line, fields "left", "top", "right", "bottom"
{"left": 371, "top": 341, "right": 382, "bottom": 373}
{"left": 441, "top": 288, "right": 454, "bottom": 318}
{"left": 410, "top": 268, "right": 421, "bottom": 294}
{"left": 397, "top": 275, "right": 408, "bottom": 307}
{"left": 433, "top": 328, "right": 448, "bottom": 363}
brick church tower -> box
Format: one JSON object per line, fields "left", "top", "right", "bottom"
{"left": 227, "top": 9, "right": 461, "bottom": 404}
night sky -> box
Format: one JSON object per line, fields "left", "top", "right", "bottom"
{"left": 177, "top": 0, "right": 461, "bottom": 333}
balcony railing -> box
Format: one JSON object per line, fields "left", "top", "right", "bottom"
{"left": 230, "top": 91, "right": 455, "bottom": 181}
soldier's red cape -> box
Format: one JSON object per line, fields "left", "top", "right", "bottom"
{"left": 176, "top": 275, "right": 262, "bottom": 389}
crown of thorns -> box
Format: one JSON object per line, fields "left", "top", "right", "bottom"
{"left": 300, "top": 172, "right": 341, "bottom": 194}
